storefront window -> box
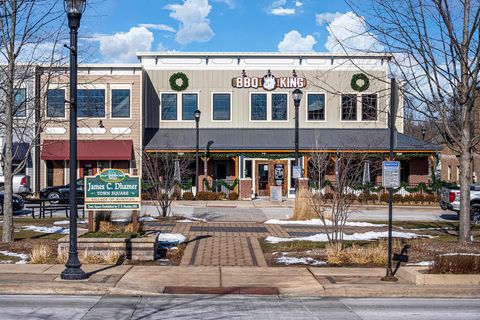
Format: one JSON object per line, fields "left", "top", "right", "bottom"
{"left": 182, "top": 93, "right": 198, "bottom": 120}
{"left": 97, "top": 160, "right": 110, "bottom": 172}
{"left": 47, "top": 89, "right": 65, "bottom": 118}
{"left": 111, "top": 89, "right": 130, "bottom": 118}
{"left": 272, "top": 93, "right": 287, "bottom": 120}
{"left": 13, "top": 88, "right": 27, "bottom": 118}
{"left": 362, "top": 94, "right": 377, "bottom": 121}
{"left": 341, "top": 94, "right": 357, "bottom": 121}
{"left": 161, "top": 93, "right": 177, "bottom": 120}
{"left": 112, "top": 160, "right": 129, "bottom": 173}
{"left": 213, "top": 93, "right": 231, "bottom": 121}
{"left": 78, "top": 89, "right": 105, "bottom": 118}
{"left": 251, "top": 94, "right": 267, "bottom": 120}
{"left": 307, "top": 94, "right": 325, "bottom": 121}
{"left": 244, "top": 160, "right": 252, "bottom": 178}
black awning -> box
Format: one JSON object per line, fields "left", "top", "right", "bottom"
{"left": 2, "top": 142, "right": 29, "bottom": 161}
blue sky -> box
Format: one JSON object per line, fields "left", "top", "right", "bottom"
{"left": 78, "top": 0, "right": 374, "bottom": 63}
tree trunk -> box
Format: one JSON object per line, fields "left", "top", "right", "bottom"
{"left": 458, "top": 145, "right": 472, "bottom": 243}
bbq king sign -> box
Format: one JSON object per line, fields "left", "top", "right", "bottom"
{"left": 232, "top": 72, "right": 307, "bottom": 91}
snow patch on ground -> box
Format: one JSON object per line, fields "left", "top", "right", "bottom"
{"left": 177, "top": 217, "right": 208, "bottom": 223}
{"left": 0, "top": 251, "right": 29, "bottom": 264}
{"left": 157, "top": 233, "right": 186, "bottom": 244}
{"left": 265, "top": 231, "right": 434, "bottom": 243}
{"left": 441, "top": 253, "right": 480, "bottom": 257}
{"left": 53, "top": 220, "right": 87, "bottom": 225}
{"left": 264, "top": 219, "right": 386, "bottom": 227}
{"left": 407, "top": 261, "right": 433, "bottom": 266}
{"left": 22, "top": 226, "right": 69, "bottom": 234}
{"left": 274, "top": 252, "right": 326, "bottom": 266}
{"left": 139, "top": 216, "right": 157, "bottom": 222}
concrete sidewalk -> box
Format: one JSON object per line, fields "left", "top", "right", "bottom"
{"left": 0, "top": 264, "right": 478, "bottom": 298}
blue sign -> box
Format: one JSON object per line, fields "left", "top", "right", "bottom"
{"left": 382, "top": 161, "right": 401, "bottom": 188}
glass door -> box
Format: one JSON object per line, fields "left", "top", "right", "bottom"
{"left": 257, "top": 162, "right": 269, "bottom": 196}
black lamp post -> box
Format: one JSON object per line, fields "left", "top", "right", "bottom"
{"left": 194, "top": 109, "right": 201, "bottom": 193}
{"left": 61, "top": 0, "right": 87, "bottom": 281}
{"left": 292, "top": 89, "right": 303, "bottom": 191}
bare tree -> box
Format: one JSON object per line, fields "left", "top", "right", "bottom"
{"left": 307, "top": 149, "right": 371, "bottom": 251}
{"left": 142, "top": 152, "right": 193, "bottom": 217}
{"left": 0, "top": 0, "right": 65, "bottom": 242}
{"left": 344, "top": 0, "right": 480, "bottom": 243}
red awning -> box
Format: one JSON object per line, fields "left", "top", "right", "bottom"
{"left": 41, "top": 140, "right": 133, "bottom": 161}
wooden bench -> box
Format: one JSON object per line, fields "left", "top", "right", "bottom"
{"left": 25, "top": 199, "right": 85, "bottom": 219}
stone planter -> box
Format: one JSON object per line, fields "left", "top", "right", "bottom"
{"left": 58, "top": 231, "right": 157, "bottom": 261}
{"left": 397, "top": 267, "right": 480, "bottom": 286}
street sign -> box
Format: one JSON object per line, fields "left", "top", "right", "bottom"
{"left": 84, "top": 169, "right": 141, "bottom": 211}
{"left": 382, "top": 161, "right": 401, "bottom": 188}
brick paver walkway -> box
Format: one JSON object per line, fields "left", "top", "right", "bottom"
{"left": 143, "top": 221, "right": 402, "bottom": 267}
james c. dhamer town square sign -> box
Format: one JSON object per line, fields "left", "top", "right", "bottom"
{"left": 84, "top": 169, "right": 141, "bottom": 210}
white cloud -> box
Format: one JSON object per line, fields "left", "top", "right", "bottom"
{"left": 95, "top": 27, "right": 153, "bottom": 63}
{"left": 315, "top": 12, "right": 343, "bottom": 26}
{"left": 212, "top": 0, "right": 235, "bottom": 8}
{"left": 271, "top": 7, "right": 295, "bottom": 15}
{"left": 166, "top": 0, "right": 215, "bottom": 45}
{"left": 324, "top": 11, "right": 383, "bottom": 52}
{"left": 269, "top": 0, "right": 296, "bottom": 15}
{"left": 138, "top": 24, "right": 175, "bottom": 33}
{"left": 278, "top": 30, "right": 316, "bottom": 52}
{"left": 295, "top": 1, "right": 303, "bottom": 7}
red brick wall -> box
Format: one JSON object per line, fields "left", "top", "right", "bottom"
{"left": 408, "top": 157, "right": 429, "bottom": 184}
{"left": 239, "top": 178, "right": 252, "bottom": 200}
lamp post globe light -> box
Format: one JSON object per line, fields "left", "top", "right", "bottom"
{"left": 292, "top": 88, "right": 303, "bottom": 191}
{"left": 194, "top": 109, "right": 201, "bottom": 194}
{"left": 61, "top": 0, "right": 87, "bottom": 281}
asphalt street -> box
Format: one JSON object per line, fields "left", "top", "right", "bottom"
{"left": 0, "top": 295, "right": 478, "bottom": 320}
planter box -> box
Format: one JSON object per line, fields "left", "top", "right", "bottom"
{"left": 58, "top": 231, "right": 157, "bottom": 261}
{"left": 397, "top": 267, "right": 480, "bottom": 286}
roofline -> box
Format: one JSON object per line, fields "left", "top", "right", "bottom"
{"left": 136, "top": 52, "right": 393, "bottom": 59}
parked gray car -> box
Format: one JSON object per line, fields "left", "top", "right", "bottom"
{"left": 440, "top": 184, "right": 480, "bottom": 222}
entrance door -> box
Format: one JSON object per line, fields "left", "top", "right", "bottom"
{"left": 257, "top": 162, "right": 269, "bottom": 196}
{"left": 80, "top": 161, "right": 97, "bottom": 178}
{"left": 270, "top": 161, "right": 289, "bottom": 196}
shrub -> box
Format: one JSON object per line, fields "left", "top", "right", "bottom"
{"left": 95, "top": 211, "right": 112, "bottom": 231}
{"left": 431, "top": 254, "right": 480, "bottom": 274}
{"left": 216, "top": 192, "right": 226, "bottom": 200}
{"left": 123, "top": 222, "right": 143, "bottom": 233}
{"left": 403, "top": 194, "right": 414, "bottom": 203}
{"left": 369, "top": 194, "right": 379, "bottom": 202}
{"left": 392, "top": 194, "right": 404, "bottom": 203}
{"left": 171, "top": 191, "right": 181, "bottom": 200}
{"left": 357, "top": 193, "right": 370, "bottom": 203}
{"left": 228, "top": 192, "right": 239, "bottom": 200}
{"left": 30, "top": 245, "right": 54, "bottom": 264}
{"left": 323, "top": 193, "right": 334, "bottom": 200}
{"left": 56, "top": 248, "right": 68, "bottom": 264}
{"left": 325, "top": 242, "right": 394, "bottom": 266}
{"left": 380, "top": 193, "right": 388, "bottom": 203}
{"left": 102, "top": 250, "right": 124, "bottom": 265}
{"left": 99, "top": 221, "right": 120, "bottom": 233}
{"left": 182, "top": 192, "right": 195, "bottom": 200}
{"left": 412, "top": 194, "right": 426, "bottom": 203}
{"left": 424, "top": 194, "right": 439, "bottom": 203}
{"left": 81, "top": 249, "right": 105, "bottom": 264}
{"left": 195, "top": 191, "right": 220, "bottom": 201}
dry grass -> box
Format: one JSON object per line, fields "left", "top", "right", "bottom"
{"left": 29, "top": 245, "right": 54, "bottom": 264}
{"left": 293, "top": 189, "right": 317, "bottom": 220}
{"left": 56, "top": 248, "right": 68, "bottom": 264}
{"left": 102, "top": 250, "right": 124, "bottom": 265}
{"left": 325, "top": 241, "right": 401, "bottom": 266}
{"left": 430, "top": 254, "right": 480, "bottom": 274}
{"left": 124, "top": 222, "right": 143, "bottom": 233}
{"left": 98, "top": 221, "right": 120, "bottom": 233}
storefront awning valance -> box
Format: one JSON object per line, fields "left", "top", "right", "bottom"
{"left": 41, "top": 140, "right": 133, "bottom": 161}
{"left": 2, "top": 142, "right": 29, "bottom": 161}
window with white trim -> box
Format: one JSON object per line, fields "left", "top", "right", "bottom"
{"left": 182, "top": 93, "right": 198, "bottom": 120}
{"left": 111, "top": 89, "right": 130, "bottom": 118}
{"left": 341, "top": 94, "right": 357, "bottom": 121}
{"left": 251, "top": 93, "right": 267, "bottom": 120}
{"left": 272, "top": 93, "right": 287, "bottom": 121}
{"left": 307, "top": 93, "right": 325, "bottom": 121}
{"left": 47, "top": 89, "right": 65, "bottom": 118}
{"left": 361, "top": 94, "right": 377, "bottom": 121}
{"left": 78, "top": 89, "right": 105, "bottom": 118}
{"left": 213, "top": 93, "right": 231, "bottom": 121}
{"left": 13, "top": 88, "right": 27, "bottom": 118}
{"left": 161, "top": 93, "right": 177, "bottom": 120}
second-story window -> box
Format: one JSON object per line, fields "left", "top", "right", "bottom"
{"left": 78, "top": 89, "right": 105, "bottom": 118}
{"left": 341, "top": 94, "right": 357, "bottom": 121}
{"left": 47, "top": 89, "right": 65, "bottom": 118}
{"left": 161, "top": 93, "right": 177, "bottom": 120}
{"left": 307, "top": 93, "right": 325, "bottom": 121}
{"left": 272, "top": 93, "right": 287, "bottom": 121}
{"left": 251, "top": 93, "right": 267, "bottom": 120}
{"left": 362, "top": 94, "right": 377, "bottom": 121}
{"left": 13, "top": 88, "right": 27, "bottom": 118}
{"left": 111, "top": 89, "right": 130, "bottom": 118}
{"left": 213, "top": 93, "right": 231, "bottom": 121}
{"left": 182, "top": 93, "right": 198, "bottom": 120}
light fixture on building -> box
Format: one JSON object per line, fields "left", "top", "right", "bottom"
{"left": 61, "top": 0, "right": 87, "bottom": 281}
{"left": 98, "top": 120, "right": 104, "bottom": 128}
{"left": 292, "top": 69, "right": 298, "bottom": 78}
{"left": 242, "top": 69, "right": 247, "bottom": 77}
{"left": 421, "top": 127, "right": 426, "bottom": 141}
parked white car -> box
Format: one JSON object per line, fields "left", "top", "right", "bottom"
{"left": 440, "top": 184, "right": 480, "bottom": 222}
{"left": 0, "top": 174, "right": 31, "bottom": 195}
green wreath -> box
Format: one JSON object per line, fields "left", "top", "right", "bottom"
{"left": 351, "top": 73, "right": 369, "bottom": 92}
{"left": 169, "top": 72, "right": 189, "bottom": 91}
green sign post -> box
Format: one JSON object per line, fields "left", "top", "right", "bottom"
{"left": 84, "top": 169, "right": 141, "bottom": 211}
